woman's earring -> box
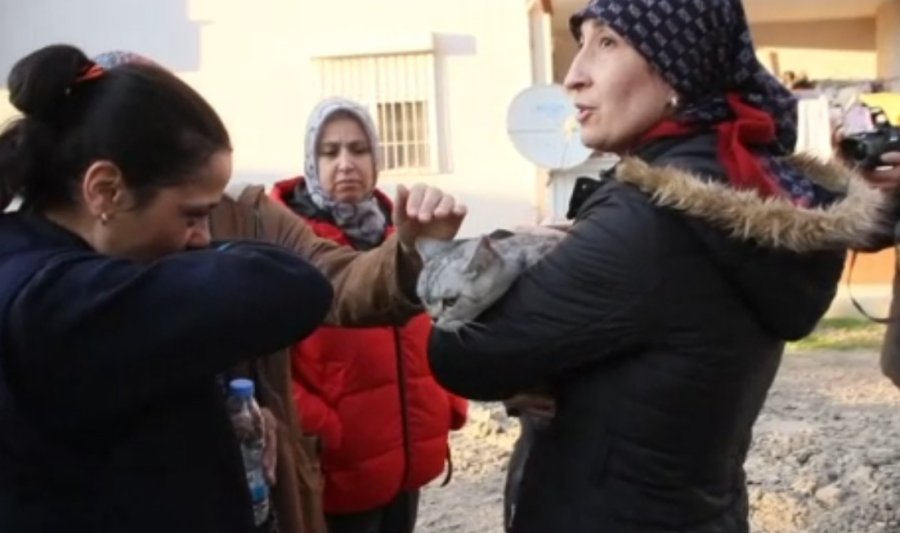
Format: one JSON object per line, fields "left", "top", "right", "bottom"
{"left": 100, "top": 212, "right": 110, "bottom": 224}
{"left": 668, "top": 94, "right": 680, "bottom": 109}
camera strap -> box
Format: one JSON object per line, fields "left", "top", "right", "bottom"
{"left": 847, "top": 250, "right": 893, "bottom": 324}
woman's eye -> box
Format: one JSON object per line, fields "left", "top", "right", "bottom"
{"left": 350, "top": 145, "right": 371, "bottom": 155}
{"left": 186, "top": 215, "right": 208, "bottom": 228}
{"left": 598, "top": 37, "right": 615, "bottom": 48}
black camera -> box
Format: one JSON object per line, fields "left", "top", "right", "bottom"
{"left": 838, "top": 107, "right": 900, "bottom": 169}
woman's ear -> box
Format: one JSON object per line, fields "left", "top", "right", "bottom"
{"left": 81, "top": 160, "right": 127, "bottom": 221}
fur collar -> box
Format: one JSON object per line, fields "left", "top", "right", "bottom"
{"left": 614, "top": 154, "right": 888, "bottom": 252}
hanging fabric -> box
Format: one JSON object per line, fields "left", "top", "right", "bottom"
{"left": 795, "top": 94, "right": 833, "bottom": 161}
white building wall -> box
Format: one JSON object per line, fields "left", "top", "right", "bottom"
{"left": 0, "top": 0, "right": 540, "bottom": 237}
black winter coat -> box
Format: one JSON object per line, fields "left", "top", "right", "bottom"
{"left": 429, "top": 134, "right": 883, "bottom": 533}
{"left": 0, "top": 213, "right": 334, "bottom": 532}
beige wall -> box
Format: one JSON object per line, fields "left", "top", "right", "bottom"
{"left": 751, "top": 19, "right": 877, "bottom": 80}
{"left": 877, "top": 0, "right": 900, "bottom": 79}
{"left": 0, "top": 0, "right": 539, "bottom": 237}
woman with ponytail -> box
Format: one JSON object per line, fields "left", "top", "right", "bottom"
{"left": 0, "top": 44, "right": 336, "bottom": 532}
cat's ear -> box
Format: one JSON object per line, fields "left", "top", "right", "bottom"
{"left": 464, "top": 235, "right": 502, "bottom": 276}
{"left": 415, "top": 238, "right": 457, "bottom": 261}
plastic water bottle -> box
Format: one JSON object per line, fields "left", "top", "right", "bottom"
{"left": 226, "top": 378, "right": 271, "bottom": 526}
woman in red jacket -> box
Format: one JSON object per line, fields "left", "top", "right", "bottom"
{"left": 272, "top": 97, "right": 467, "bottom": 533}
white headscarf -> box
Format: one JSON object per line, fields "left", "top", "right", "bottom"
{"left": 303, "top": 97, "right": 387, "bottom": 246}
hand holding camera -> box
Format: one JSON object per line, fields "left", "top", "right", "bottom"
{"left": 835, "top": 106, "right": 900, "bottom": 193}
{"left": 861, "top": 152, "right": 900, "bottom": 193}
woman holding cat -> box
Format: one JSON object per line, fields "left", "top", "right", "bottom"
{"left": 271, "top": 97, "right": 467, "bottom": 533}
{"left": 427, "top": 1, "right": 886, "bottom": 532}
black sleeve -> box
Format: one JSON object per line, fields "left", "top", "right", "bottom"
{"left": 857, "top": 217, "right": 899, "bottom": 252}
{"left": 428, "top": 185, "right": 660, "bottom": 400}
{"left": 7, "top": 242, "right": 333, "bottom": 429}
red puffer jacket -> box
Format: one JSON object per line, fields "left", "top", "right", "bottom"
{"left": 272, "top": 177, "right": 468, "bottom": 514}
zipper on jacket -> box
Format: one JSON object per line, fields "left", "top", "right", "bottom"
{"left": 393, "top": 327, "right": 413, "bottom": 488}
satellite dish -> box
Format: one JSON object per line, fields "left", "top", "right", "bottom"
{"left": 506, "top": 84, "right": 592, "bottom": 170}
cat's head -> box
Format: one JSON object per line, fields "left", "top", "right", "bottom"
{"left": 415, "top": 235, "right": 523, "bottom": 331}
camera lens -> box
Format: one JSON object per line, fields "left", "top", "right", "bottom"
{"left": 839, "top": 138, "right": 870, "bottom": 162}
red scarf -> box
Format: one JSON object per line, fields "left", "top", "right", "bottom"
{"left": 637, "top": 93, "right": 784, "bottom": 199}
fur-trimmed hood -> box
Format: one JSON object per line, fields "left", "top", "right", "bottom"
{"left": 594, "top": 135, "right": 891, "bottom": 342}
{"left": 614, "top": 154, "right": 888, "bottom": 253}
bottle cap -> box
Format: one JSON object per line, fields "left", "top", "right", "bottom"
{"left": 228, "top": 378, "right": 255, "bottom": 399}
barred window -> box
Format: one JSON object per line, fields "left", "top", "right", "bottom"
{"left": 314, "top": 52, "right": 439, "bottom": 173}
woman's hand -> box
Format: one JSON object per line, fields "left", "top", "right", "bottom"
{"left": 833, "top": 128, "right": 900, "bottom": 193}
{"left": 260, "top": 408, "right": 278, "bottom": 485}
{"left": 504, "top": 392, "right": 556, "bottom": 420}
{"left": 393, "top": 184, "right": 467, "bottom": 252}
{"left": 861, "top": 152, "right": 900, "bottom": 193}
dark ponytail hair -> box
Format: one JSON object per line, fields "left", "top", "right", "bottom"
{"left": 0, "top": 44, "right": 231, "bottom": 211}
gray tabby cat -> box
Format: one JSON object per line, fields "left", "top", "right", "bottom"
{"left": 416, "top": 230, "right": 565, "bottom": 331}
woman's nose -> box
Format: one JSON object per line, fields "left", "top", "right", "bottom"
{"left": 336, "top": 149, "right": 355, "bottom": 170}
{"left": 564, "top": 53, "right": 590, "bottom": 91}
{"left": 187, "top": 220, "right": 211, "bottom": 249}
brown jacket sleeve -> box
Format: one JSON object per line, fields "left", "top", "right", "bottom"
{"left": 209, "top": 184, "right": 422, "bottom": 327}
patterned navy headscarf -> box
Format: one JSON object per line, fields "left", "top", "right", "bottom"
{"left": 570, "top": 0, "right": 835, "bottom": 205}
{"left": 571, "top": 0, "right": 796, "bottom": 152}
